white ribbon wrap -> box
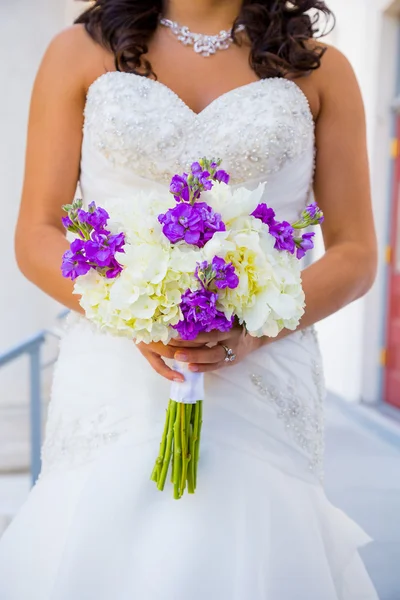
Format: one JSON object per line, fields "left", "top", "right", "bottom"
{"left": 170, "top": 361, "right": 205, "bottom": 405}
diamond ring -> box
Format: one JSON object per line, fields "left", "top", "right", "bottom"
{"left": 221, "top": 344, "right": 237, "bottom": 363}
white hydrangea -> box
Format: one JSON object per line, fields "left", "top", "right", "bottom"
{"left": 72, "top": 183, "right": 305, "bottom": 344}
{"left": 202, "top": 183, "right": 305, "bottom": 338}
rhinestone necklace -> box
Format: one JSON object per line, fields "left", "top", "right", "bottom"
{"left": 160, "top": 18, "right": 245, "bottom": 58}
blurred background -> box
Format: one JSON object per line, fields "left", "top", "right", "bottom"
{"left": 0, "top": 1, "right": 399, "bottom": 597}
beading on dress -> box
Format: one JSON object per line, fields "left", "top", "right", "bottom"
{"left": 83, "top": 72, "right": 315, "bottom": 186}
{"left": 250, "top": 328, "right": 325, "bottom": 478}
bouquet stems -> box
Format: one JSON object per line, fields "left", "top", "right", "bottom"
{"left": 173, "top": 402, "right": 182, "bottom": 499}
{"left": 151, "top": 398, "right": 203, "bottom": 499}
{"left": 157, "top": 401, "right": 177, "bottom": 491}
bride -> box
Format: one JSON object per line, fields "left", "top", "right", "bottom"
{"left": 0, "top": 0, "right": 379, "bottom": 598}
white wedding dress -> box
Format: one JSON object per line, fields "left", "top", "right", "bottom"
{"left": 0, "top": 72, "right": 379, "bottom": 599}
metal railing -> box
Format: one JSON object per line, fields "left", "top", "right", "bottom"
{"left": 0, "top": 332, "right": 46, "bottom": 485}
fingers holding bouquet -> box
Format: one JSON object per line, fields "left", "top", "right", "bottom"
{"left": 138, "top": 325, "right": 254, "bottom": 380}
{"left": 173, "top": 325, "right": 262, "bottom": 373}
{"left": 136, "top": 341, "right": 186, "bottom": 383}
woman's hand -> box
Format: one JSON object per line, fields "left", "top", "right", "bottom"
{"left": 172, "top": 326, "right": 263, "bottom": 373}
{"left": 137, "top": 326, "right": 263, "bottom": 381}
{"left": 136, "top": 340, "right": 187, "bottom": 383}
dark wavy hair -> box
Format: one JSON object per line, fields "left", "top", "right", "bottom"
{"left": 75, "top": 1, "right": 334, "bottom": 79}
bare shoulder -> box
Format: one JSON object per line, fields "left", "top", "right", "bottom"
{"left": 48, "top": 23, "right": 92, "bottom": 52}
{"left": 311, "top": 42, "right": 363, "bottom": 113}
{"left": 37, "top": 24, "right": 111, "bottom": 94}
{"left": 295, "top": 41, "right": 362, "bottom": 121}
{"left": 314, "top": 42, "right": 358, "bottom": 87}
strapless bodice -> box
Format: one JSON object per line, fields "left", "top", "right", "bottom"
{"left": 80, "top": 72, "right": 315, "bottom": 222}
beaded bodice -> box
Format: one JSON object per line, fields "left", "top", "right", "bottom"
{"left": 81, "top": 72, "right": 315, "bottom": 222}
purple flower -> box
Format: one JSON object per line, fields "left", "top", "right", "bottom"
{"left": 61, "top": 229, "right": 125, "bottom": 280}
{"left": 174, "top": 320, "right": 204, "bottom": 341}
{"left": 211, "top": 311, "right": 235, "bottom": 333}
{"left": 168, "top": 159, "right": 231, "bottom": 205}
{"left": 305, "top": 203, "right": 321, "bottom": 220}
{"left": 62, "top": 216, "right": 74, "bottom": 229}
{"left": 251, "top": 203, "right": 276, "bottom": 226}
{"left": 295, "top": 232, "right": 315, "bottom": 260}
{"left": 61, "top": 199, "right": 124, "bottom": 280}
{"left": 214, "top": 169, "right": 230, "bottom": 185}
{"left": 190, "top": 162, "right": 203, "bottom": 176}
{"left": 195, "top": 261, "right": 208, "bottom": 277}
{"left": 61, "top": 248, "right": 90, "bottom": 280}
{"left": 198, "top": 170, "right": 213, "bottom": 190}
{"left": 174, "top": 289, "right": 217, "bottom": 340}
{"left": 301, "top": 202, "right": 324, "bottom": 225}
{"left": 199, "top": 205, "right": 226, "bottom": 244}
{"left": 269, "top": 221, "right": 295, "bottom": 254}
{"left": 63, "top": 201, "right": 111, "bottom": 239}
{"left": 85, "top": 231, "right": 125, "bottom": 267}
{"left": 158, "top": 202, "right": 225, "bottom": 247}
{"left": 85, "top": 232, "right": 113, "bottom": 267}
{"left": 170, "top": 174, "right": 190, "bottom": 202}
{"left": 70, "top": 238, "right": 86, "bottom": 254}
{"left": 212, "top": 257, "right": 239, "bottom": 289}
{"left": 77, "top": 209, "right": 90, "bottom": 224}
{"left": 196, "top": 256, "right": 239, "bottom": 290}
{"left": 86, "top": 206, "right": 110, "bottom": 230}
{"left": 159, "top": 203, "right": 201, "bottom": 244}
{"left": 105, "top": 258, "right": 124, "bottom": 278}
{"left": 174, "top": 288, "right": 234, "bottom": 340}
{"left": 109, "top": 232, "right": 125, "bottom": 252}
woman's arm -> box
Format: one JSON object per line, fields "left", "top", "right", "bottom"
{"left": 284, "top": 44, "right": 377, "bottom": 332}
{"left": 173, "top": 46, "right": 377, "bottom": 372}
{"left": 15, "top": 26, "right": 98, "bottom": 313}
{"left": 16, "top": 26, "right": 186, "bottom": 383}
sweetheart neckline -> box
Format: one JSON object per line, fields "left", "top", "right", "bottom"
{"left": 85, "top": 70, "right": 314, "bottom": 123}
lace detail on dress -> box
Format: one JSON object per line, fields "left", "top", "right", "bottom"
{"left": 250, "top": 327, "right": 325, "bottom": 478}
{"left": 84, "top": 73, "right": 314, "bottom": 186}
{"left": 40, "top": 405, "right": 128, "bottom": 477}
{"left": 250, "top": 373, "right": 324, "bottom": 477}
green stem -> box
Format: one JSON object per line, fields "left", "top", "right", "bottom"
{"left": 194, "top": 401, "right": 203, "bottom": 490}
{"left": 171, "top": 443, "right": 175, "bottom": 485}
{"left": 292, "top": 221, "right": 306, "bottom": 230}
{"left": 185, "top": 405, "right": 193, "bottom": 493}
{"left": 152, "top": 400, "right": 171, "bottom": 483}
{"left": 186, "top": 404, "right": 192, "bottom": 448}
{"left": 173, "top": 401, "right": 182, "bottom": 499}
{"left": 157, "top": 401, "right": 177, "bottom": 491}
{"left": 150, "top": 464, "right": 159, "bottom": 483}
{"left": 180, "top": 403, "right": 187, "bottom": 493}
{"left": 187, "top": 408, "right": 195, "bottom": 494}
{"left": 190, "top": 402, "right": 199, "bottom": 490}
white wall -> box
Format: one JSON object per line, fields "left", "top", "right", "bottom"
{"left": 0, "top": 0, "right": 67, "bottom": 407}
{"left": 316, "top": 0, "right": 399, "bottom": 402}
{"left": 65, "top": 0, "right": 86, "bottom": 23}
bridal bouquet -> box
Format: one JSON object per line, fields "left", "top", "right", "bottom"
{"left": 61, "top": 158, "right": 323, "bottom": 499}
